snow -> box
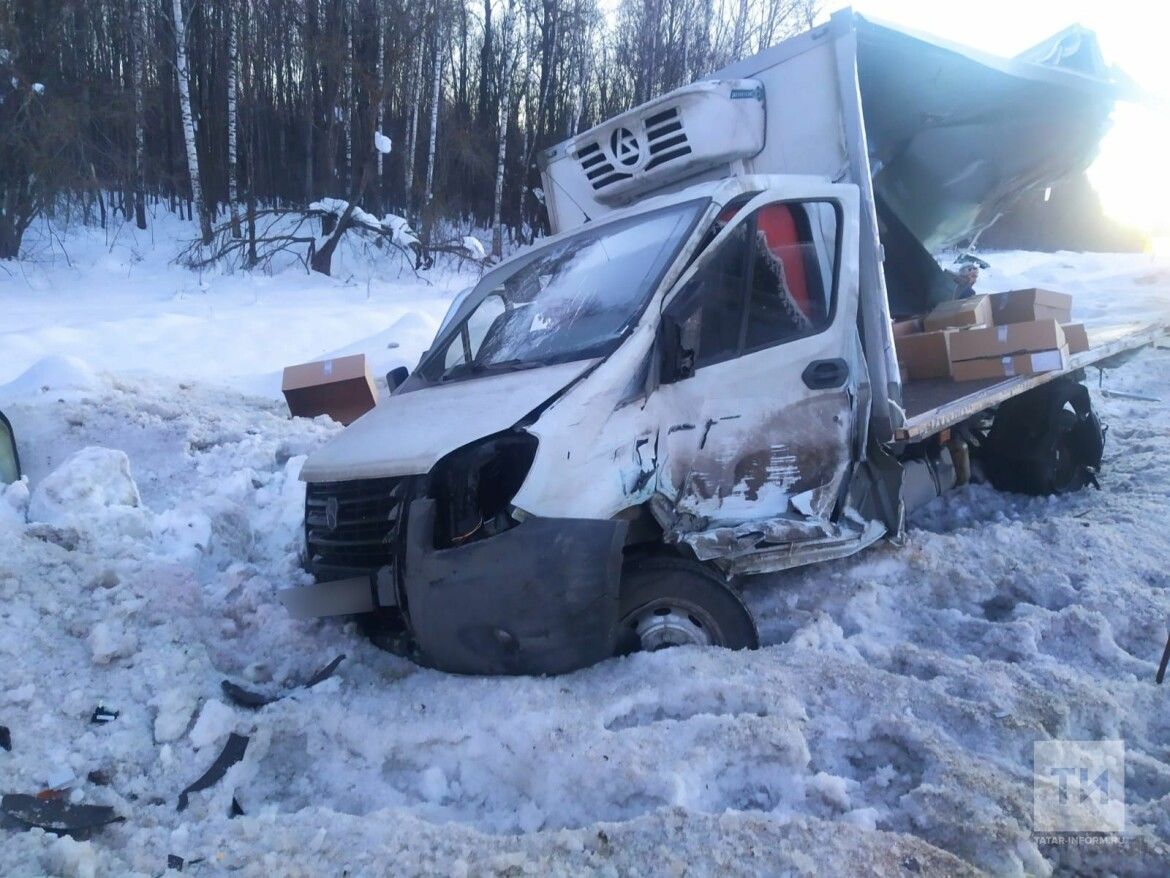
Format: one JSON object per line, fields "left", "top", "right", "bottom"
{"left": 461, "top": 235, "right": 487, "bottom": 260}
{"left": 1, "top": 218, "right": 1169, "bottom": 875}
{"left": 373, "top": 131, "right": 393, "bottom": 155}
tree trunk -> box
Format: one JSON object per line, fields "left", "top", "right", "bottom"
{"left": 422, "top": 32, "right": 443, "bottom": 215}
{"left": 374, "top": 0, "right": 385, "bottom": 209}
{"left": 172, "top": 0, "right": 212, "bottom": 244}
{"left": 227, "top": 0, "right": 241, "bottom": 237}
{"left": 132, "top": 0, "right": 148, "bottom": 230}
{"left": 403, "top": 42, "right": 423, "bottom": 213}
{"left": 491, "top": 0, "right": 515, "bottom": 259}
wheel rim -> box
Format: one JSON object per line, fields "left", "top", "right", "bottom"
{"left": 621, "top": 599, "right": 718, "bottom": 651}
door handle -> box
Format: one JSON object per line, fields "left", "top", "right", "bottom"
{"left": 802, "top": 358, "right": 849, "bottom": 389}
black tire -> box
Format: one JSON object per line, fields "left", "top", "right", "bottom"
{"left": 616, "top": 556, "right": 759, "bottom": 655}
{"left": 983, "top": 380, "right": 1103, "bottom": 496}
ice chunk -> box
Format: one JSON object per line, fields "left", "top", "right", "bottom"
{"left": 189, "top": 699, "right": 237, "bottom": 749}
{"left": 87, "top": 621, "right": 138, "bottom": 665}
{"left": 28, "top": 447, "right": 145, "bottom": 536}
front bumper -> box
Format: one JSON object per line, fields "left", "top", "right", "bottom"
{"left": 281, "top": 499, "right": 628, "bottom": 676}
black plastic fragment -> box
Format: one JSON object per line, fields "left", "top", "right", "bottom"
{"left": 305, "top": 654, "right": 346, "bottom": 688}
{"left": 91, "top": 706, "right": 119, "bottom": 724}
{"left": 230, "top": 797, "right": 245, "bottom": 817}
{"left": 0, "top": 725, "right": 10, "bottom": 751}
{"left": 220, "top": 653, "right": 347, "bottom": 711}
{"left": 220, "top": 680, "right": 276, "bottom": 709}
{"left": 176, "top": 733, "right": 249, "bottom": 812}
{"left": 1, "top": 794, "right": 121, "bottom": 837}
{"left": 167, "top": 854, "right": 185, "bottom": 871}
{"left": 1157, "top": 632, "right": 1170, "bottom": 685}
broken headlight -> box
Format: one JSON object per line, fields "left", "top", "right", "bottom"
{"left": 428, "top": 431, "right": 538, "bottom": 548}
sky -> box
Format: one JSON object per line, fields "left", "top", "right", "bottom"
{"left": 838, "top": 0, "right": 1170, "bottom": 237}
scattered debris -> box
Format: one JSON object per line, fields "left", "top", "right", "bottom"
{"left": 305, "top": 654, "right": 346, "bottom": 688}
{"left": 90, "top": 706, "right": 119, "bottom": 724}
{"left": 220, "top": 680, "right": 275, "bottom": 709}
{"left": 177, "top": 733, "right": 249, "bottom": 811}
{"left": 1157, "top": 633, "right": 1170, "bottom": 685}
{"left": 230, "top": 797, "right": 245, "bottom": 817}
{"left": 45, "top": 767, "right": 76, "bottom": 792}
{"left": 167, "top": 853, "right": 185, "bottom": 871}
{"left": 0, "top": 725, "right": 10, "bottom": 751}
{"left": 86, "top": 770, "right": 111, "bottom": 787}
{"left": 220, "top": 654, "right": 346, "bottom": 710}
{"left": 1101, "top": 389, "right": 1161, "bottom": 402}
{"left": 1, "top": 794, "right": 121, "bottom": 837}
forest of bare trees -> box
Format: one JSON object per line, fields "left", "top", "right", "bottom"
{"left": 0, "top": 0, "right": 817, "bottom": 265}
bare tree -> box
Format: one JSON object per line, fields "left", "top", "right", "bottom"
{"left": 172, "top": 0, "right": 212, "bottom": 244}
{"left": 227, "top": 0, "right": 241, "bottom": 237}
{"left": 491, "top": 0, "right": 517, "bottom": 258}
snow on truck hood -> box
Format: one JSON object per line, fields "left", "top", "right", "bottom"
{"left": 299, "top": 360, "right": 597, "bottom": 483}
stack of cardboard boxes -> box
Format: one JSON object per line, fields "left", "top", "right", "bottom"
{"left": 893, "top": 288, "right": 1090, "bottom": 384}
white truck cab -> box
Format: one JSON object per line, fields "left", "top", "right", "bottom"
{"left": 282, "top": 10, "right": 1160, "bottom": 675}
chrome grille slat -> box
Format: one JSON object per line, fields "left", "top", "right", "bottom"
{"left": 305, "top": 477, "right": 406, "bottom": 579}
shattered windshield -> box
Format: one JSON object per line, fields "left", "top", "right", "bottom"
{"left": 421, "top": 200, "right": 704, "bottom": 383}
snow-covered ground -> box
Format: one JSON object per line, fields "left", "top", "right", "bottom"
{"left": 2, "top": 216, "right": 1170, "bottom": 876}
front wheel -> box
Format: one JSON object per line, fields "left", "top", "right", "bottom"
{"left": 615, "top": 556, "right": 759, "bottom": 655}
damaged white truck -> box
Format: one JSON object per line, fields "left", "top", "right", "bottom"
{"left": 282, "top": 10, "right": 1167, "bottom": 674}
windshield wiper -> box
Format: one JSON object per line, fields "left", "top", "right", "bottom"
{"left": 440, "top": 358, "right": 546, "bottom": 382}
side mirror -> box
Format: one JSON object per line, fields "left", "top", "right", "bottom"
{"left": 0, "top": 410, "right": 20, "bottom": 485}
{"left": 660, "top": 317, "right": 695, "bottom": 384}
{"left": 385, "top": 366, "right": 409, "bottom": 393}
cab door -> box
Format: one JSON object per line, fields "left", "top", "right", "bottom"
{"left": 651, "top": 183, "right": 862, "bottom": 540}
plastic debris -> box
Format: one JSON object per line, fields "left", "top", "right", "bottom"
{"left": 220, "top": 654, "right": 346, "bottom": 710}
{"left": 305, "top": 654, "right": 346, "bottom": 688}
{"left": 220, "top": 680, "right": 275, "bottom": 709}
{"left": 90, "top": 706, "right": 119, "bottom": 724}
{"left": 1, "top": 794, "right": 121, "bottom": 837}
{"left": 0, "top": 725, "right": 10, "bottom": 751}
{"left": 177, "top": 733, "right": 249, "bottom": 811}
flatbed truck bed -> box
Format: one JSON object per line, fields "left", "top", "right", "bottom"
{"left": 897, "top": 319, "right": 1170, "bottom": 442}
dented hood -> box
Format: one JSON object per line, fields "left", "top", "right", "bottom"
{"left": 299, "top": 360, "right": 596, "bottom": 483}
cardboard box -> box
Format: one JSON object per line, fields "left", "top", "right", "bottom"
{"left": 891, "top": 317, "right": 923, "bottom": 339}
{"left": 948, "top": 320, "right": 1066, "bottom": 363}
{"left": 950, "top": 346, "right": 1069, "bottom": 382}
{"left": 1062, "top": 322, "right": 1090, "bottom": 355}
{"left": 282, "top": 354, "right": 378, "bottom": 425}
{"left": 922, "top": 295, "right": 992, "bottom": 332}
{"left": 895, "top": 330, "right": 953, "bottom": 381}
{"left": 989, "top": 288, "right": 1073, "bottom": 325}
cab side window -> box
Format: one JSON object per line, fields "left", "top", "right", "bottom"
{"left": 666, "top": 200, "right": 838, "bottom": 372}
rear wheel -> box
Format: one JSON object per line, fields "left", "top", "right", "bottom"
{"left": 982, "top": 380, "right": 1104, "bottom": 495}
{"left": 615, "top": 556, "right": 759, "bottom": 655}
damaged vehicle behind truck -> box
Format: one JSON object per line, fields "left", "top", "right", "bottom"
{"left": 281, "top": 9, "right": 1167, "bottom": 675}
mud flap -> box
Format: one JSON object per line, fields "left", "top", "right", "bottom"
{"left": 404, "top": 499, "right": 628, "bottom": 675}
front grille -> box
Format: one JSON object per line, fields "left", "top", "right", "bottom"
{"left": 305, "top": 477, "right": 409, "bottom": 580}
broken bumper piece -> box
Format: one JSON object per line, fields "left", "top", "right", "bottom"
{"left": 403, "top": 499, "right": 627, "bottom": 676}
{"left": 279, "top": 500, "right": 627, "bottom": 676}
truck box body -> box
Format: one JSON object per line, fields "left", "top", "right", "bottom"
{"left": 540, "top": 9, "right": 1115, "bottom": 442}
